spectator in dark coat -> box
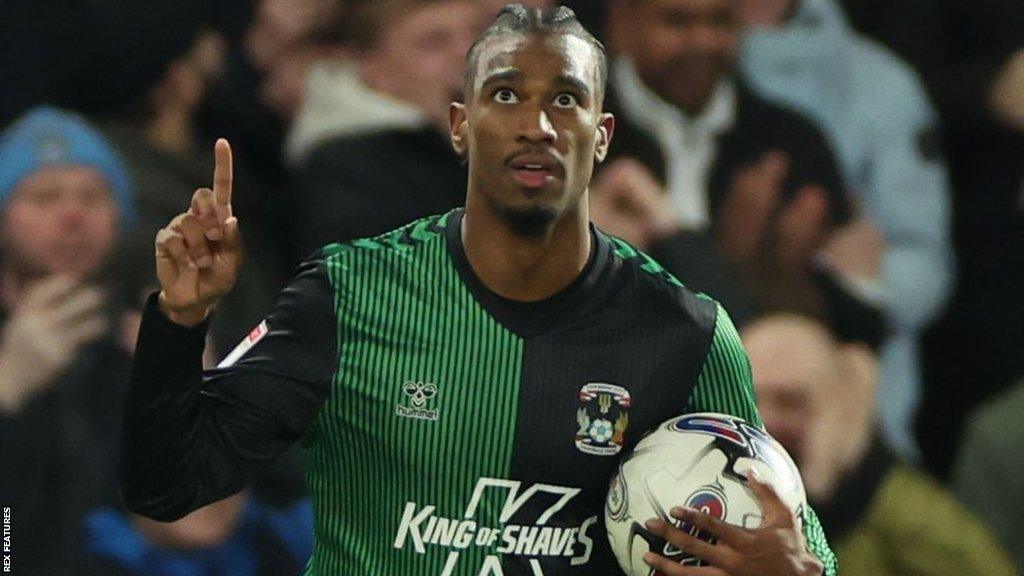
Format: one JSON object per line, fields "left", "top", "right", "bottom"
{"left": 286, "top": 0, "right": 481, "bottom": 260}
{"left": 594, "top": 0, "right": 853, "bottom": 317}
{"left": 0, "top": 106, "right": 137, "bottom": 575}
{"left": 848, "top": 0, "right": 1024, "bottom": 479}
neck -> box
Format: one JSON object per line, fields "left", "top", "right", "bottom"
{"left": 461, "top": 195, "right": 591, "bottom": 302}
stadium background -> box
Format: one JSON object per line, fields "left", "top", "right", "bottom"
{"left": 0, "top": 0, "right": 1021, "bottom": 574}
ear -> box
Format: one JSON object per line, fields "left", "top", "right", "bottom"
{"left": 449, "top": 102, "right": 469, "bottom": 157}
{"left": 594, "top": 113, "right": 615, "bottom": 164}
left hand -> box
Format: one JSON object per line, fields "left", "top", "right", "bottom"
{"left": 642, "top": 469, "right": 823, "bottom": 576}
{"left": 589, "top": 158, "right": 680, "bottom": 250}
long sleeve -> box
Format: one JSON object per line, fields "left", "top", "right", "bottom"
{"left": 685, "top": 304, "right": 839, "bottom": 576}
{"left": 121, "top": 251, "right": 338, "bottom": 521}
{"left": 866, "top": 72, "right": 954, "bottom": 332}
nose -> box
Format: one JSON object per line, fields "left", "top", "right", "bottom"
{"left": 516, "top": 107, "right": 557, "bottom": 145}
{"left": 58, "top": 200, "right": 89, "bottom": 229}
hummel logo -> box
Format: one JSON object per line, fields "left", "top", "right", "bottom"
{"left": 397, "top": 381, "right": 439, "bottom": 421}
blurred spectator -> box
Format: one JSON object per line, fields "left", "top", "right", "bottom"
{"left": 743, "top": 313, "right": 1017, "bottom": 576}
{"left": 197, "top": 0, "right": 347, "bottom": 225}
{"left": 84, "top": 492, "right": 313, "bottom": 576}
{"left": 837, "top": 0, "right": 1024, "bottom": 479}
{"left": 954, "top": 376, "right": 1024, "bottom": 570}
{"left": 286, "top": 0, "right": 479, "bottom": 259}
{"left": 738, "top": 0, "right": 954, "bottom": 461}
{"left": 79, "top": 3, "right": 281, "bottom": 350}
{"left": 245, "top": 0, "right": 350, "bottom": 122}
{"left": 600, "top": 0, "right": 852, "bottom": 314}
{"left": 0, "top": 106, "right": 136, "bottom": 574}
{"left": 901, "top": 0, "right": 1024, "bottom": 480}
{"left": 589, "top": 158, "right": 758, "bottom": 324}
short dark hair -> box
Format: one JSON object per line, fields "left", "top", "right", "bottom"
{"left": 464, "top": 4, "right": 608, "bottom": 100}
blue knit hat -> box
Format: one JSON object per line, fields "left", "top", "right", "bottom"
{"left": 0, "top": 106, "right": 136, "bottom": 227}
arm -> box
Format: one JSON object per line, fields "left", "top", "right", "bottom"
{"left": 683, "top": 304, "right": 838, "bottom": 576}
{"left": 121, "top": 139, "right": 337, "bottom": 521}
{"left": 122, "top": 252, "right": 336, "bottom": 521}
{"left": 865, "top": 75, "right": 954, "bottom": 331}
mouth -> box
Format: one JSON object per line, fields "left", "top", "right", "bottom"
{"left": 507, "top": 154, "right": 563, "bottom": 189}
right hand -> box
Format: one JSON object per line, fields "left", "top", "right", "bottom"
{"left": 156, "top": 139, "right": 243, "bottom": 327}
{"left": 716, "top": 151, "right": 786, "bottom": 265}
{"left": 0, "top": 277, "right": 109, "bottom": 413}
{"left": 716, "top": 150, "right": 828, "bottom": 270}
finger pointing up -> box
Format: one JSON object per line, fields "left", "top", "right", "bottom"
{"left": 214, "top": 138, "right": 233, "bottom": 220}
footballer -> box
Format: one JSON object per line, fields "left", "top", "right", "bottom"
{"left": 123, "top": 5, "right": 835, "bottom": 575}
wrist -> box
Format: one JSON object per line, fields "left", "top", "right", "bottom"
{"left": 157, "top": 292, "right": 213, "bottom": 328}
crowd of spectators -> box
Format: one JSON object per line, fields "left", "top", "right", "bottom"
{"left": 1, "top": 0, "right": 1020, "bottom": 574}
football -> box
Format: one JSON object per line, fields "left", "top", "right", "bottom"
{"left": 605, "top": 413, "right": 807, "bottom": 576}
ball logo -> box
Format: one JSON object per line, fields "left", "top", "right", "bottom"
{"left": 670, "top": 415, "right": 747, "bottom": 447}
{"left": 666, "top": 485, "right": 728, "bottom": 567}
{"left": 575, "top": 383, "right": 631, "bottom": 456}
{"left": 670, "top": 414, "right": 801, "bottom": 492}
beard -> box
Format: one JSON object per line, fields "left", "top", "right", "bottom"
{"left": 486, "top": 197, "right": 561, "bottom": 239}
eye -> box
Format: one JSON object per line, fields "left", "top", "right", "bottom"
{"left": 493, "top": 89, "right": 519, "bottom": 104}
{"left": 553, "top": 92, "right": 578, "bottom": 108}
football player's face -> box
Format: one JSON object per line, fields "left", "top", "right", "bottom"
{"left": 451, "top": 34, "right": 613, "bottom": 232}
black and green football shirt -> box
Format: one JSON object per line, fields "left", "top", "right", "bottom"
{"left": 123, "top": 209, "right": 837, "bottom": 576}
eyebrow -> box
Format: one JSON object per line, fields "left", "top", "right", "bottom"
{"left": 479, "top": 68, "right": 522, "bottom": 88}
{"left": 480, "top": 68, "right": 593, "bottom": 98}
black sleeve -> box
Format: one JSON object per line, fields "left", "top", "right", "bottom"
{"left": 121, "top": 253, "right": 336, "bottom": 521}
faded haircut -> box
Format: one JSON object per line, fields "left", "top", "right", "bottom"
{"left": 464, "top": 4, "right": 608, "bottom": 100}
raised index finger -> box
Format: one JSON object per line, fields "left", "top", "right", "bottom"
{"left": 213, "top": 138, "right": 233, "bottom": 212}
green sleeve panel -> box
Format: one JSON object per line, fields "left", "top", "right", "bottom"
{"left": 686, "top": 303, "right": 838, "bottom": 576}
{"left": 685, "top": 303, "right": 762, "bottom": 426}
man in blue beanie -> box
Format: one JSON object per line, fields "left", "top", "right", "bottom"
{"left": 0, "top": 105, "right": 137, "bottom": 575}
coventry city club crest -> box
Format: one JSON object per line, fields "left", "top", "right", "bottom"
{"left": 575, "top": 383, "right": 631, "bottom": 455}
